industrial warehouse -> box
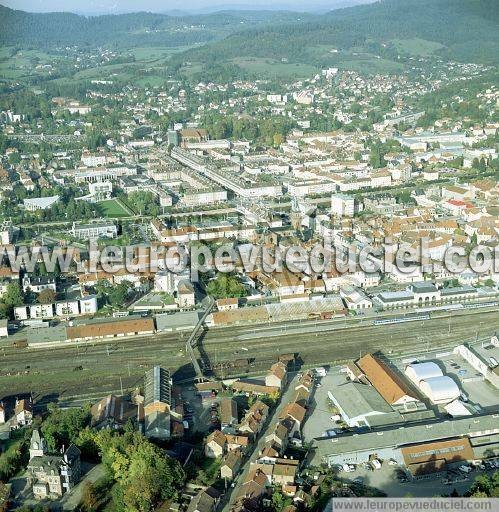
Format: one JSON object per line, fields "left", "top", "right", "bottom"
{"left": 308, "top": 343, "right": 499, "bottom": 481}
{"left": 313, "top": 413, "right": 499, "bottom": 479}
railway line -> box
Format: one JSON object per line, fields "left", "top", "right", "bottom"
{"left": 0, "top": 306, "right": 498, "bottom": 402}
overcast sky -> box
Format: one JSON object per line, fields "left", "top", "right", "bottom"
{"left": 3, "top": 0, "right": 375, "bottom": 14}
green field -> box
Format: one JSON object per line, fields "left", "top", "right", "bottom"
{"left": 391, "top": 38, "right": 445, "bottom": 56}
{"left": 98, "top": 199, "right": 131, "bottom": 217}
{"left": 0, "top": 47, "right": 62, "bottom": 80}
{"left": 231, "top": 57, "right": 318, "bottom": 79}
{"left": 336, "top": 56, "right": 404, "bottom": 74}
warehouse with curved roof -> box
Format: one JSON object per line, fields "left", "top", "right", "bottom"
{"left": 405, "top": 362, "right": 443, "bottom": 385}
{"left": 419, "top": 376, "right": 460, "bottom": 404}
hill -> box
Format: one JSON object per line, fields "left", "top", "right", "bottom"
{"left": 0, "top": 5, "right": 313, "bottom": 49}
{"left": 171, "top": 0, "right": 499, "bottom": 75}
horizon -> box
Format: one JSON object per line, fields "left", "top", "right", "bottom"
{"left": 1, "top": 0, "right": 377, "bottom": 15}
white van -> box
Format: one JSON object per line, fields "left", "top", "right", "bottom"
{"left": 315, "top": 367, "right": 327, "bottom": 377}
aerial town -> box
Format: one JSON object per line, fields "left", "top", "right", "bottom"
{"left": 0, "top": 0, "right": 498, "bottom": 510}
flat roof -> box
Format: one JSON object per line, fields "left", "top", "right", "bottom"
{"left": 328, "top": 382, "right": 393, "bottom": 419}
{"left": 314, "top": 413, "right": 499, "bottom": 459}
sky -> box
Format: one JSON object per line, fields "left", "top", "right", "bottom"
{"left": 2, "top": 0, "right": 375, "bottom": 14}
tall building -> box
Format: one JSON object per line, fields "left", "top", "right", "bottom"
{"left": 144, "top": 366, "right": 172, "bottom": 440}
{"left": 331, "top": 194, "right": 356, "bottom": 218}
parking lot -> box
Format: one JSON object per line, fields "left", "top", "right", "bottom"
{"left": 437, "top": 353, "right": 499, "bottom": 410}
{"left": 334, "top": 458, "right": 499, "bottom": 497}
{"left": 302, "top": 367, "right": 346, "bottom": 442}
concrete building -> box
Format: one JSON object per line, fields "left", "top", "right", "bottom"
{"left": 72, "top": 221, "right": 117, "bottom": 240}
{"left": 331, "top": 194, "right": 356, "bottom": 218}
{"left": 314, "top": 413, "right": 499, "bottom": 473}
{"left": 327, "top": 382, "right": 394, "bottom": 428}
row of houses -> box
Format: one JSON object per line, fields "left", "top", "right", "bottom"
{"left": 14, "top": 294, "right": 98, "bottom": 321}
{"left": 230, "top": 371, "right": 315, "bottom": 512}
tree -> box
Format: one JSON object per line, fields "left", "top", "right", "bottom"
{"left": 81, "top": 482, "right": 99, "bottom": 511}
{"left": 0, "top": 281, "right": 24, "bottom": 319}
{"left": 108, "top": 281, "right": 133, "bottom": 307}
{"left": 41, "top": 403, "right": 91, "bottom": 452}
{"left": 92, "top": 430, "right": 185, "bottom": 512}
{"left": 206, "top": 273, "right": 247, "bottom": 299}
{"left": 37, "top": 288, "right": 56, "bottom": 304}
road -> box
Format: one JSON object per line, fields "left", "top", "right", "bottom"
{"left": 0, "top": 306, "right": 497, "bottom": 403}
{"left": 221, "top": 373, "right": 300, "bottom": 511}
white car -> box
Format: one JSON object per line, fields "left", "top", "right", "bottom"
{"left": 459, "top": 465, "right": 471, "bottom": 473}
{"left": 388, "top": 459, "right": 398, "bottom": 466}
{"left": 342, "top": 464, "right": 354, "bottom": 473}
{"left": 371, "top": 459, "right": 382, "bottom": 470}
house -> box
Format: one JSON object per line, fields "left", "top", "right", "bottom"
{"left": 295, "top": 370, "right": 314, "bottom": 394}
{"left": 187, "top": 486, "right": 221, "bottom": 512}
{"left": 225, "top": 434, "right": 250, "bottom": 453}
{"left": 273, "top": 463, "right": 298, "bottom": 487}
{"left": 232, "top": 470, "right": 268, "bottom": 512}
{"left": 23, "top": 196, "right": 59, "bottom": 211}
{"left": 22, "top": 275, "right": 56, "bottom": 294}
{"left": 265, "top": 420, "right": 292, "bottom": 453}
{"left": 205, "top": 430, "right": 227, "bottom": 458}
{"left": 27, "top": 430, "right": 81, "bottom": 500}
{"left": 265, "top": 362, "right": 287, "bottom": 389}
{"left": 90, "top": 395, "right": 138, "bottom": 430}
{"left": 231, "top": 380, "right": 279, "bottom": 396}
{"left": 12, "top": 398, "right": 33, "bottom": 428}
{"left": 72, "top": 221, "right": 117, "bottom": 240}
{"left": 216, "top": 298, "right": 239, "bottom": 311}
{"left": 238, "top": 401, "right": 269, "bottom": 436}
{"left": 220, "top": 398, "right": 238, "bottom": 433}
{"left": 66, "top": 316, "right": 155, "bottom": 341}
{"left": 279, "top": 402, "right": 306, "bottom": 433}
{"left": 220, "top": 450, "right": 242, "bottom": 480}
{"left": 177, "top": 280, "right": 195, "bottom": 308}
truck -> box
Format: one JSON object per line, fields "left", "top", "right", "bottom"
{"left": 315, "top": 367, "right": 327, "bottom": 377}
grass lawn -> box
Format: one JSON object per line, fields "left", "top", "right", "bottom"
{"left": 232, "top": 57, "right": 318, "bottom": 79}
{"left": 391, "top": 38, "right": 445, "bottom": 56}
{"left": 98, "top": 199, "right": 131, "bottom": 218}
{"left": 336, "top": 56, "right": 404, "bottom": 74}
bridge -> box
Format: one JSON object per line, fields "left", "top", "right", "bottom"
{"left": 185, "top": 296, "right": 215, "bottom": 381}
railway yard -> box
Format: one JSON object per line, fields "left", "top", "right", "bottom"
{"left": 0, "top": 306, "right": 498, "bottom": 404}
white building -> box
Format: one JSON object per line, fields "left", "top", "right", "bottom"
{"left": 15, "top": 295, "right": 97, "bottom": 321}
{"left": 418, "top": 376, "right": 460, "bottom": 404}
{"left": 331, "top": 194, "right": 356, "bottom": 218}
{"left": 72, "top": 221, "right": 117, "bottom": 240}
{"left": 23, "top": 276, "right": 56, "bottom": 294}
{"left": 88, "top": 181, "right": 113, "bottom": 201}
{"left": 23, "top": 196, "right": 59, "bottom": 211}
{"left": 405, "top": 362, "right": 443, "bottom": 386}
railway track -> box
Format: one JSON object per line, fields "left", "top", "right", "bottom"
{"left": 0, "top": 307, "right": 497, "bottom": 400}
